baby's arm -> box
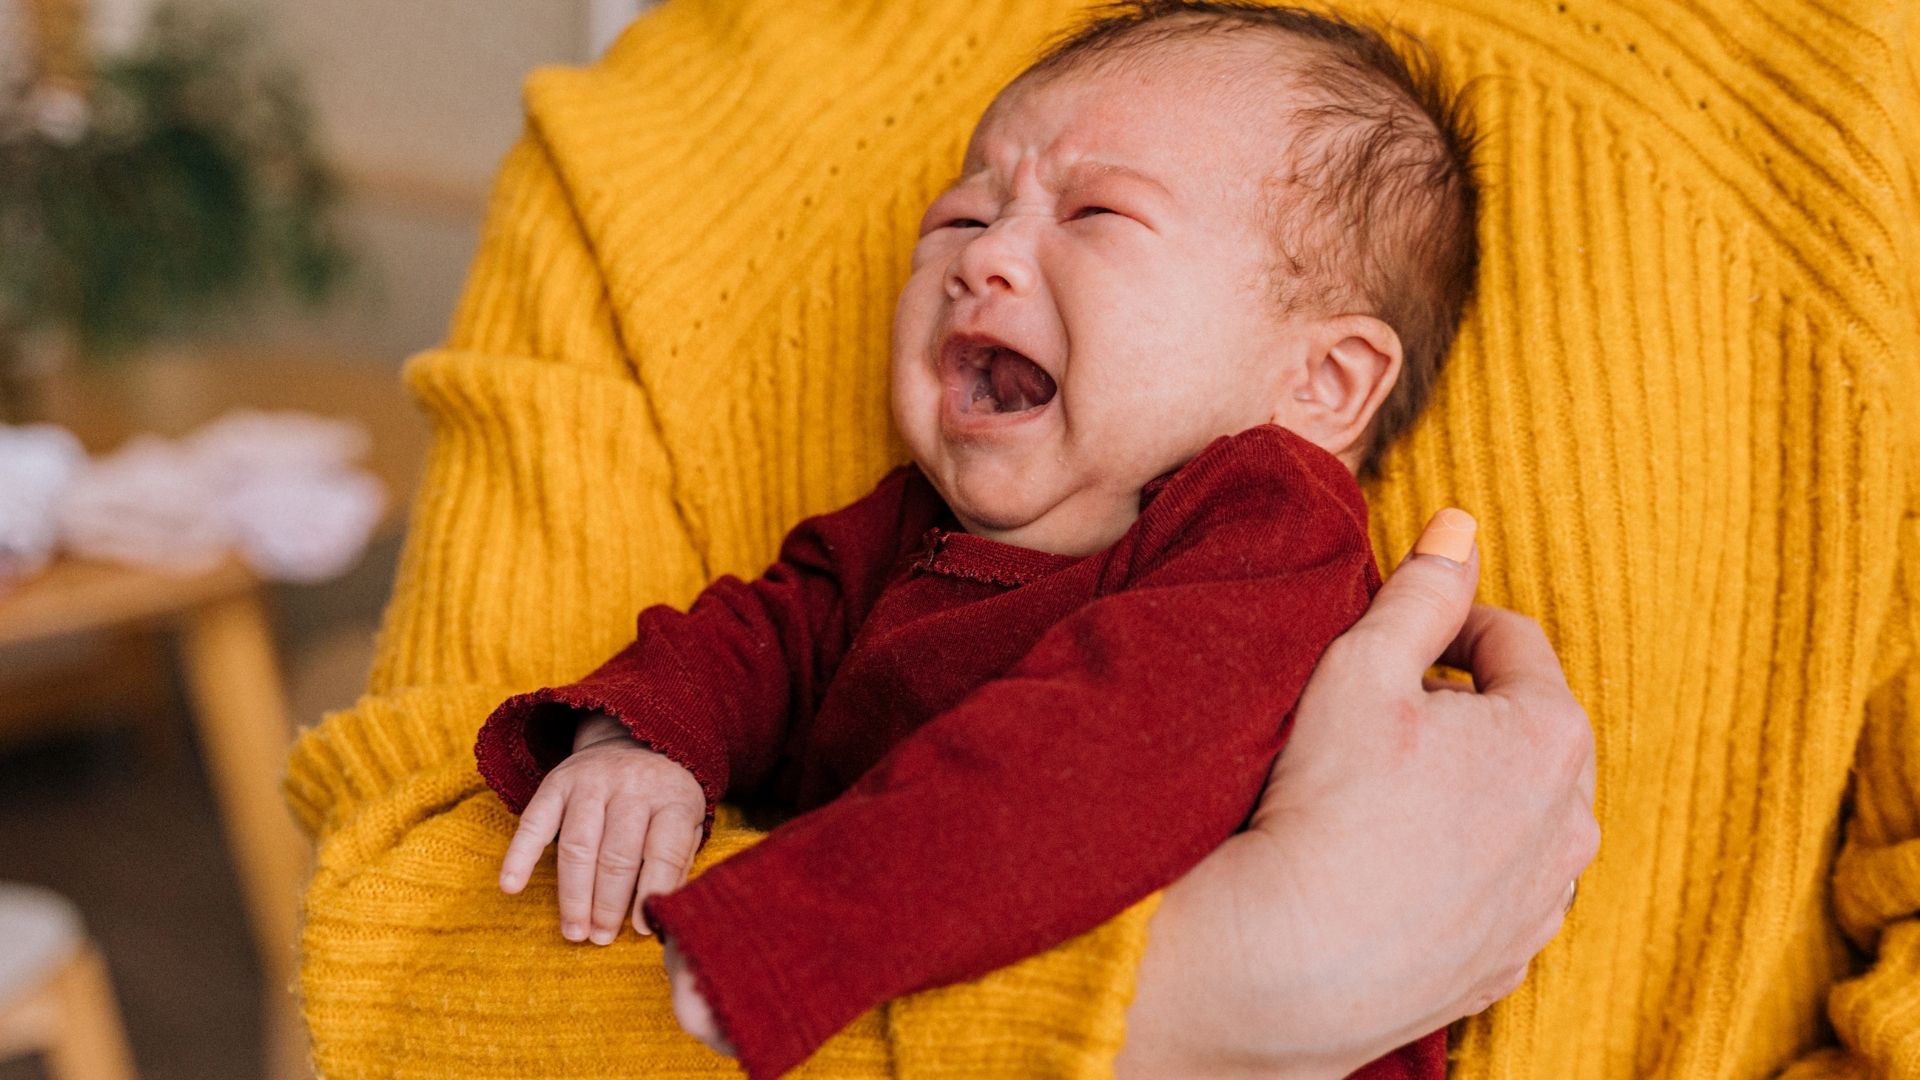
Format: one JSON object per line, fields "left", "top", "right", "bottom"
{"left": 644, "top": 438, "right": 1384, "bottom": 1079}
{"left": 476, "top": 465, "right": 936, "bottom": 945}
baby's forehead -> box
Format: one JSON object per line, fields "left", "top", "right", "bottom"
{"left": 962, "top": 35, "right": 1315, "bottom": 186}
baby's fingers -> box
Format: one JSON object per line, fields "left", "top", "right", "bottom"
{"left": 555, "top": 798, "right": 606, "bottom": 943}
{"left": 588, "top": 798, "right": 649, "bottom": 945}
{"left": 500, "top": 784, "right": 566, "bottom": 894}
{"left": 631, "top": 805, "right": 702, "bottom": 935}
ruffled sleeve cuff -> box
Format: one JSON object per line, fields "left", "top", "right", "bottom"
{"left": 473, "top": 673, "right": 731, "bottom": 834}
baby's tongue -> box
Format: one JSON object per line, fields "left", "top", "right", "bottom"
{"left": 988, "top": 349, "right": 1057, "bottom": 412}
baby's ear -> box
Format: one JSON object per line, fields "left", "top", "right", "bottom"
{"left": 1272, "top": 314, "right": 1403, "bottom": 464}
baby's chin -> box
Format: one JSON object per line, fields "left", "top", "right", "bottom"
{"left": 924, "top": 457, "right": 1049, "bottom": 529}
{"left": 938, "top": 480, "right": 1043, "bottom": 536}
{"left": 935, "top": 469, "right": 1142, "bottom": 555}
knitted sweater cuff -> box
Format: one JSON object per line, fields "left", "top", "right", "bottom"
{"left": 475, "top": 680, "right": 729, "bottom": 832}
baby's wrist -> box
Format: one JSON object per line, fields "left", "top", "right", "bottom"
{"left": 570, "top": 711, "right": 628, "bottom": 753}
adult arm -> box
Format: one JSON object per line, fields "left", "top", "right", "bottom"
{"left": 1770, "top": 12, "right": 1920, "bottom": 1075}
{"left": 1776, "top": 508, "right": 1920, "bottom": 1079}
{"left": 1116, "top": 519, "right": 1601, "bottom": 1079}
{"left": 282, "top": 128, "right": 759, "bottom": 1076}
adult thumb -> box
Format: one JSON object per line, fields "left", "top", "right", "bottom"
{"left": 1348, "top": 508, "right": 1481, "bottom": 681}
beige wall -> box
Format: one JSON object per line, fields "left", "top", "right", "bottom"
{"left": 267, "top": 0, "right": 586, "bottom": 189}
{"left": 198, "top": 0, "right": 650, "bottom": 363}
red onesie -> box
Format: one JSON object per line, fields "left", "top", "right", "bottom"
{"left": 476, "top": 423, "right": 1445, "bottom": 1079}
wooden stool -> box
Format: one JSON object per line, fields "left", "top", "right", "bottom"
{"left": 0, "top": 883, "right": 137, "bottom": 1080}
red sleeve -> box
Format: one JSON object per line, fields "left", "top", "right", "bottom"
{"left": 643, "top": 438, "right": 1382, "bottom": 1080}
{"left": 472, "top": 465, "right": 930, "bottom": 827}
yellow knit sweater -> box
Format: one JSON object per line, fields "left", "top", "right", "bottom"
{"left": 285, "top": 0, "right": 1920, "bottom": 1076}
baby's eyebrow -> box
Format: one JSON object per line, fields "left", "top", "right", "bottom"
{"left": 936, "top": 159, "right": 1173, "bottom": 201}
{"left": 942, "top": 161, "right": 993, "bottom": 193}
{"left": 1060, "top": 161, "right": 1172, "bottom": 199}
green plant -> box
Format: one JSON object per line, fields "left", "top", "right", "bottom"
{"left": 0, "top": 2, "right": 351, "bottom": 358}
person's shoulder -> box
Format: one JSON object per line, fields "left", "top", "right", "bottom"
{"left": 1141, "top": 425, "right": 1369, "bottom": 537}
{"left": 1118, "top": 425, "right": 1376, "bottom": 585}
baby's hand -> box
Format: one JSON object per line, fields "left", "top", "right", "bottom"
{"left": 498, "top": 712, "right": 705, "bottom": 945}
{"left": 664, "top": 938, "right": 736, "bottom": 1058}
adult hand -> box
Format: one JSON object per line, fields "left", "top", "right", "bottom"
{"left": 1115, "top": 510, "right": 1599, "bottom": 1079}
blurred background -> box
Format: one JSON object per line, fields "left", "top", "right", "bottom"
{"left": 0, "top": 1, "right": 653, "bottom": 1076}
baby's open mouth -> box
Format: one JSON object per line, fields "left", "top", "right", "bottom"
{"left": 949, "top": 341, "right": 1058, "bottom": 414}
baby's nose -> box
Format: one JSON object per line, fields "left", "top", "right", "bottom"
{"left": 946, "top": 225, "right": 1036, "bottom": 299}
{"left": 945, "top": 266, "right": 1021, "bottom": 300}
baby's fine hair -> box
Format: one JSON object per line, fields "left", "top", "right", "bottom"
{"left": 1024, "top": 1, "right": 1482, "bottom": 480}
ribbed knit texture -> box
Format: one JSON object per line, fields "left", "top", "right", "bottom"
{"left": 285, "top": 0, "right": 1920, "bottom": 1076}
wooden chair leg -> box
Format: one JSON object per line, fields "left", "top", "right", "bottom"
{"left": 177, "top": 588, "right": 306, "bottom": 981}
{"left": 177, "top": 588, "right": 311, "bottom": 1079}
{"left": 266, "top": 985, "right": 312, "bottom": 1080}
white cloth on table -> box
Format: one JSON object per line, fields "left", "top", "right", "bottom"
{"left": 0, "top": 424, "right": 87, "bottom": 586}
{"left": 57, "top": 434, "right": 237, "bottom": 575}
{"left": 222, "top": 466, "right": 386, "bottom": 583}
{"left": 2, "top": 409, "right": 387, "bottom": 586}
{"left": 186, "top": 409, "right": 387, "bottom": 582}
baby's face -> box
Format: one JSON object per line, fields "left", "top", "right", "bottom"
{"left": 891, "top": 46, "right": 1319, "bottom": 556}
